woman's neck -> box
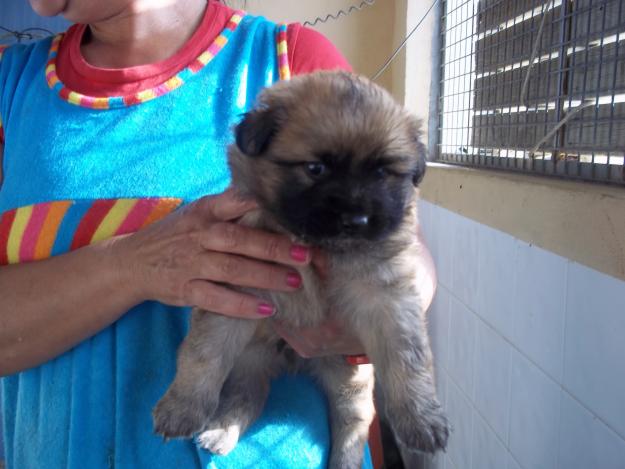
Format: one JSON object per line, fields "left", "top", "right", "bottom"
{"left": 81, "top": 0, "right": 208, "bottom": 68}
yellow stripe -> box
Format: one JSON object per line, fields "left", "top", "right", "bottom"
{"left": 165, "top": 76, "right": 183, "bottom": 90}
{"left": 45, "top": 64, "right": 54, "bottom": 75}
{"left": 7, "top": 205, "right": 33, "bottom": 264}
{"left": 215, "top": 35, "right": 227, "bottom": 47}
{"left": 279, "top": 65, "right": 291, "bottom": 80}
{"left": 91, "top": 199, "right": 138, "bottom": 243}
{"left": 197, "top": 51, "right": 214, "bottom": 65}
{"left": 92, "top": 98, "right": 109, "bottom": 109}
{"left": 277, "top": 41, "right": 288, "bottom": 56}
{"left": 136, "top": 89, "right": 156, "bottom": 102}
{"left": 231, "top": 14, "right": 243, "bottom": 23}
{"left": 67, "top": 91, "right": 83, "bottom": 105}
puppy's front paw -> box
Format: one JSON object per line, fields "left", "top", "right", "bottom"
{"left": 197, "top": 425, "right": 241, "bottom": 455}
{"left": 389, "top": 400, "right": 449, "bottom": 453}
{"left": 152, "top": 391, "right": 217, "bottom": 439}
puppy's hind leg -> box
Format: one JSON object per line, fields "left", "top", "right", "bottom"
{"left": 196, "top": 341, "right": 280, "bottom": 455}
{"left": 153, "top": 310, "right": 257, "bottom": 439}
{"left": 307, "top": 357, "right": 375, "bottom": 469}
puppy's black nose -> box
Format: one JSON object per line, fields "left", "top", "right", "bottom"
{"left": 341, "top": 213, "right": 369, "bottom": 230}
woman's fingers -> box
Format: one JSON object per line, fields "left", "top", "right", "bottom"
{"left": 272, "top": 321, "right": 322, "bottom": 358}
{"left": 310, "top": 248, "right": 330, "bottom": 279}
{"left": 193, "top": 252, "right": 303, "bottom": 292}
{"left": 194, "top": 189, "right": 258, "bottom": 222}
{"left": 272, "top": 319, "right": 365, "bottom": 358}
{"left": 184, "top": 280, "right": 276, "bottom": 319}
{"left": 200, "top": 223, "right": 311, "bottom": 267}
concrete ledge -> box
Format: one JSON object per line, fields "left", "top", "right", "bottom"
{"left": 420, "top": 162, "right": 625, "bottom": 281}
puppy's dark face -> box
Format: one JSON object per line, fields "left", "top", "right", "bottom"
{"left": 229, "top": 72, "right": 426, "bottom": 249}
{"left": 272, "top": 149, "right": 414, "bottom": 243}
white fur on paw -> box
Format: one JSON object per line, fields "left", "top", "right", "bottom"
{"left": 197, "top": 424, "right": 241, "bottom": 455}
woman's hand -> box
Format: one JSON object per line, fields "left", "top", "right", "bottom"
{"left": 111, "top": 190, "right": 312, "bottom": 319}
{"left": 272, "top": 317, "right": 365, "bottom": 358}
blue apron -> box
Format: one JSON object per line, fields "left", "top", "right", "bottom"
{"left": 0, "top": 12, "right": 373, "bottom": 469}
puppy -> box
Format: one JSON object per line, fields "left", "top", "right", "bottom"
{"left": 153, "top": 71, "right": 449, "bottom": 467}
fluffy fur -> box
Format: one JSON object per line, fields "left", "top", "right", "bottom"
{"left": 153, "top": 71, "right": 449, "bottom": 468}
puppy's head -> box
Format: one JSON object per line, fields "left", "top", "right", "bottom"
{"left": 229, "top": 71, "right": 426, "bottom": 249}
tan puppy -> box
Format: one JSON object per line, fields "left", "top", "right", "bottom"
{"left": 153, "top": 71, "right": 449, "bottom": 468}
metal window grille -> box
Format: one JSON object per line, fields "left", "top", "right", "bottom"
{"left": 438, "top": 0, "right": 625, "bottom": 185}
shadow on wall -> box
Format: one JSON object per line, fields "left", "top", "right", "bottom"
{"left": 0, "top": 3, "right": 69, "bottom": 45}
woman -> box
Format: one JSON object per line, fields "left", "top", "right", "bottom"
{"left": 0, "top": 0, "right": 436, "bottom": 467}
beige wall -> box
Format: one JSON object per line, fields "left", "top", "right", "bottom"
{"left": 234, "top": 0, "right": 398, "bottom": 99}
{"left": 234, "top": 0, "right": 439, "bottom": 143}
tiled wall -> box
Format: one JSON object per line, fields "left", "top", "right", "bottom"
{"left": 418, "top": 200, "right": 625, "bottom": 469}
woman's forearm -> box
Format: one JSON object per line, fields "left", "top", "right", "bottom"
{"left": 0, "top": 238, "right": 140, "bottom": 375}
{"left": 0, "top": 191, "right": 313, "bottom": 376}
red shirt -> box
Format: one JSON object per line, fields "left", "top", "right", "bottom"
{"left": 56, "top": 0, "right": 352, "bottom": 97}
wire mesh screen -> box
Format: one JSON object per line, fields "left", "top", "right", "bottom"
{"left": 438, "top": 0, "right": 625, "bottom": 185}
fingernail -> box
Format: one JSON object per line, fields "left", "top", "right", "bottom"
{"left": 286, "top": 272, "right": 303, "bottom": 288}
{"left": 258, "top": 302, "right": 276, "bottom": 316}
{"left": 290, "top": 244, "right": 310, "bottom": 263}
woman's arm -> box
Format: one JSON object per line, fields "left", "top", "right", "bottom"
{"left": 0, "top": 190, "right": 311, "bottom": 376}
{"left": 0, "top": 240, "right": 140, "bottom": 375}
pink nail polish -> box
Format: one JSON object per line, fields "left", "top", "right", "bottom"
{"left": 257, "top": 303, "right": 275, "bottom": 316}
{"left": 286, "top": 272, "right": 302, "bottom": 288}
{"left": 290, "top": 244, "right": 310, "bottom": 263}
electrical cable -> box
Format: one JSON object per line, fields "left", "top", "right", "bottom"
{"left": 303, "top": 0, "right": 376, "bottom": 27}
{"left": 371, "top": 0, "right": 439, "bottom": 81}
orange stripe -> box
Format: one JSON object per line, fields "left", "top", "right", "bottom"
{"left": 141, "top": 198, "right": 182, "bottom": 228}
{"left": 34, "top": 201, "right": 72, "bottom": 260}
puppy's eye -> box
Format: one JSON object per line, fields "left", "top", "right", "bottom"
{"left": 306, "top": 162, "right": 327, "bottom": 178}
{"left": 375, "top": 166, "right": 388, "bottom": 178}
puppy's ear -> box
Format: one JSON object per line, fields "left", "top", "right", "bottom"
{"left": 412, "top": 140, "right": 427, "bottom": 186}
{"left": 235, "top": 106, "right": 283, "bottom": 156}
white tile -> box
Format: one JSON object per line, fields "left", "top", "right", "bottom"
{"left": 476, "top": 224, "right": 517, "bottom": 340}
{"left": 447, "top": 296, "right": 477, "bottom": 397}
{"left": 429, "top": 286, "right": 451, "bottom": 372}
{"left": 563, "top": 262, "right": 625, "bottom": 438}
{"left": 507, "top": 453, "right": 523, "bottom": 469}
{"left": 447, "top": 379, "right": 474, "bottom": 469}
{"left": 472, "top": 319, "right": 512, "bottom": 442}
{"left": 471, "top": 410, "right": 508, "bottom": 469}
{"left": 421, "top": 201, "right": 440, "bottom": 272}
{"left": 424, "top": 451, "right": 446, "bottom": 469}
{"left": 436, "top": 368, "right": 449, "bottom": 409}
{"left": 399, "top": 446, "right": 426, "bottom": 469}
{"left": 508, "top": 350, "right": 561, "bottom": 469}
{"left": 451, "top": 214, "right": 481, "bottom": 312}
{"left": 418, "top": 200, "right": 433, "bottom": 245}
{"left": 558, "top": 392, "right": 625, "bottom": 469}
{"left": 434, "top": 206, "right": 456, "bottom": 290}
{"left": 512, "top": 241, "right": 567, "bottom": 381}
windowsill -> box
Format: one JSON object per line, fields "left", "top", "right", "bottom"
{"left": 420, "top": 162, "right": 625, "bottom": 282}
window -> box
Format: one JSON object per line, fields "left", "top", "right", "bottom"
{"left": 438, "top": 0, "right": 625, "bottom": 184}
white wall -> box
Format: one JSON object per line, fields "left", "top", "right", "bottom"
{"left": 419, "top": 200, "right": 625, "bottom": 469}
